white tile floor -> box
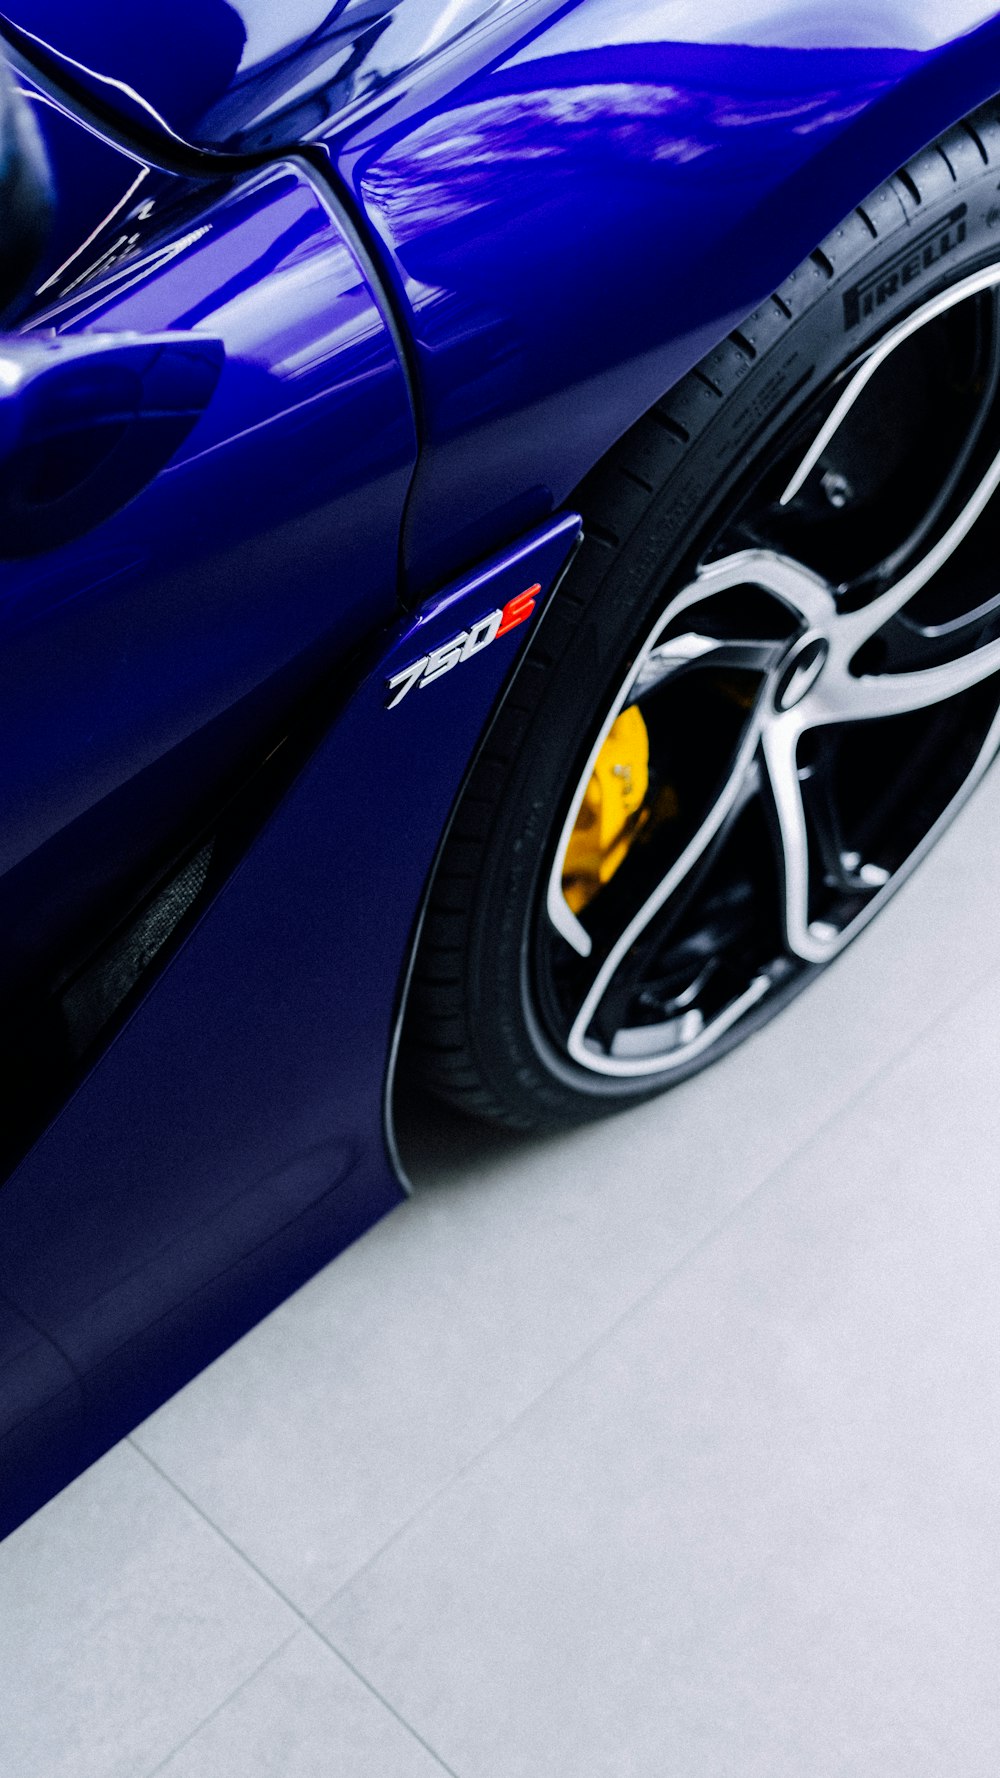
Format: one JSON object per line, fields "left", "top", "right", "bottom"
{"left": 4, "top": 771, "right": 1000, "bottom": 1777}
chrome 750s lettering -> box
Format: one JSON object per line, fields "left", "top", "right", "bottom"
{"left": 385, "top": 586, "right": 539, "bottom": 709}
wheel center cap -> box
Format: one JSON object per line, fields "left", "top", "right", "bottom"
{"left": 774, "top": 632, "right": 829, "bottom": 711}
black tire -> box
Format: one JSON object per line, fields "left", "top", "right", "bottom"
{"left": 405, "top": 101, "right": 1000, "bottom": 1130}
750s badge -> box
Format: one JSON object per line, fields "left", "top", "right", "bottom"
{"left": 385, "top": 586, "right": 540, "bottom": 708}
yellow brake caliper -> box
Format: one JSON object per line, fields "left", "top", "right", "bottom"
{"left": 562, "top": 704, "right": 651, "bottom": 915}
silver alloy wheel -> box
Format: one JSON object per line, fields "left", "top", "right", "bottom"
{"left": 540, "top": 267, "right": 1000, "bottom": 1079}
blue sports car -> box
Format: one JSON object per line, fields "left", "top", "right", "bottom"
{"left": 3, "top": 0, "right": 1000, "bottom": 1535}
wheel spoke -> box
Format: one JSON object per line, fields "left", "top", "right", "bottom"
{"left": 695, "top": 547, "right": 838, "bottom": 631}
{"left": 566, "top": 714, "right": 765, "bottom": 1064}
{"left": 833, "top": 440, "right": 1000, "bottom": 650}
{"left": 812, "top": 633, "right": 1000, "bottom": 724}
{"left": 546, "top": 617, "right": 785, "bottom": 958}
{"left": 758, "top": 719, "right": 834, "bottom": 963}
{"left": 797, "top": 738, "right": 890, "bottom": 895}
{"left": 586, "top": 756, "right": 764, "bottom": 1052}
{"left": 778, "top": 350, "right": 880, "bottom": 510}
{"left": 757, "top": 269, "right": 1000, "bottom": 680}
{"left": 633, "top": 633, "right": 782, "bottom": 700}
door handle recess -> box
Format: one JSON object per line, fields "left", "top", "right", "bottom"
{"left": 0, "top": 330, "right": 224, "bottom": 555}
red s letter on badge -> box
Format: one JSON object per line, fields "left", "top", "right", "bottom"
{"left": 497, "top": 584, "right": 541, "bottom": 636}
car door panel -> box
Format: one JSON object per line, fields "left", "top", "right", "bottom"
{"left": 0, "top": 128, "right": 416, "bottom": 1020}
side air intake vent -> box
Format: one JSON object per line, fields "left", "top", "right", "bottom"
{"left": 58, "top": 839, "right": 214, "bottom": 1057}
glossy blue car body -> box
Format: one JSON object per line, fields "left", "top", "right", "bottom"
{"left": 1, "top": 0, "right": 999, "bottom": 1534}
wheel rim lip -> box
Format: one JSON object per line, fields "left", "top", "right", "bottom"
{"left": 537, "top": 263, "right": 1000, "bottom": 1080}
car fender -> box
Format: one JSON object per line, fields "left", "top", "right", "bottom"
{"left": 0, "top": 510, "right": 580, "bottom": 1537}
{"left": 316, "top": 4, "right": 1000, "bottom": 593}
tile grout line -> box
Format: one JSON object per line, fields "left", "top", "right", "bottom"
{"left": 128, "top": 1440, "right": 463, "bottom": 1778}
{"left": 308, "top": 945, "right": 1000, "bottom": 1614}
{"left": 141, "top": 1633, "right": 299, "bottom": 1778}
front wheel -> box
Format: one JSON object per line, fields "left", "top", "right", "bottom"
{"left": 406, "top": 104, "right": 1000, "bottom": 1129}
